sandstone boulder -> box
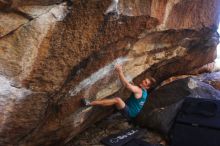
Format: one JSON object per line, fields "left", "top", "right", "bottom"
{"left": 0, "top": 0, "right": 219, "bottom": 145}
{"left": 136, "top": 72, "right": 220, "bottom": 135}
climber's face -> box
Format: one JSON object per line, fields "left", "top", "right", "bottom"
{"left": 139, "top": 79, "right": 151, "bottom": 89}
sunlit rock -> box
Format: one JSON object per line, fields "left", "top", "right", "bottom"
{"left": 0, "top": 0, "right": 219, "bottom": 145}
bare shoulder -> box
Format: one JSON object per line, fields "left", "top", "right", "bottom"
{"left": 134, "top": 87, "right": 142, "bottom": 99}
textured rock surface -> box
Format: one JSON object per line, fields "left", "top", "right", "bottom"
{"left": 136, "top": 72, "right": 220, "bottom": 135}
{"left": 118, "top": 0, "right": 220, "bottom": 30}
{"left": 0, "top": 0, "right": 220, "bottom": 145}
{"left": 198, "top": 72, "right": 220, "bottom": 90}
{"left": 1, "top": 0, "right": 63, "bottom": 7}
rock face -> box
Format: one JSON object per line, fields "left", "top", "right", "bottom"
{"left": 136, "top": 72, "right": 220, "bottom": 135}
{"left": 0, "top": 0, "right": 220, "bottom": 145}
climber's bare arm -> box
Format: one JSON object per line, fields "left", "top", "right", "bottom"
{"left": 115, "top": 64, "right": 142, "bottom": 98}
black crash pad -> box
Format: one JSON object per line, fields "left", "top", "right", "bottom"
{"left": 124, "top": 138, "right": 162, "bottom": 146}
{"left": 101, "top": 128, "right": 140, "bottom": 146}
{"left": 170, "top": 97, "right": 220, "bottom": 146}
{"left": 177, "top": 97, "right": 220, "bottom": 129}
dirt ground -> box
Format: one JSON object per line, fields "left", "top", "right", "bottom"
{"left": 66, "top": 112, "right": 168, "bottom": 146}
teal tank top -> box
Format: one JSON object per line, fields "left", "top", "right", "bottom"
{"left": 126, "top": 89, "right": 148, "bottom": 118}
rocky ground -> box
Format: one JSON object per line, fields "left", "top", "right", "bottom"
{"left": 66, "top": 112, "right": 168, "bottom": 146}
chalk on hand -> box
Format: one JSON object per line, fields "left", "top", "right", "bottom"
{"left": 104, "top": 0, "right": 119, "bottom": 15}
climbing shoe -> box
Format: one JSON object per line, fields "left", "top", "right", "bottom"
{"left": 81, "top": 98, "right": 91, "bottom": 106}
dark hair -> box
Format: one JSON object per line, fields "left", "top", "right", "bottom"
{"left": 147, "top": 77, "right": 156, "bottom": 88}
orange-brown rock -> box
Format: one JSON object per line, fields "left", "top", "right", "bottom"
{"left": 0, "top": 0, "right": 219, "bottom": 145}
{"left": 6, "top": 0, "right": 62, "bottom": 7}
{"left": 118, "top": 0, "right": 220, "bottom": 30}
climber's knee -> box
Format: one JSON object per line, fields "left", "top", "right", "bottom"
{"left": 114, "top": 97, "right": 125, "bottom": 109}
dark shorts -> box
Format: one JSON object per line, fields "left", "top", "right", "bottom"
{"left": 119, "top": 105, "right": 132, "bottom": 120}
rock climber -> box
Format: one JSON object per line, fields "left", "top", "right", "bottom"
{"left": 82, "top": 64, "right": 156, "bottom": 120}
